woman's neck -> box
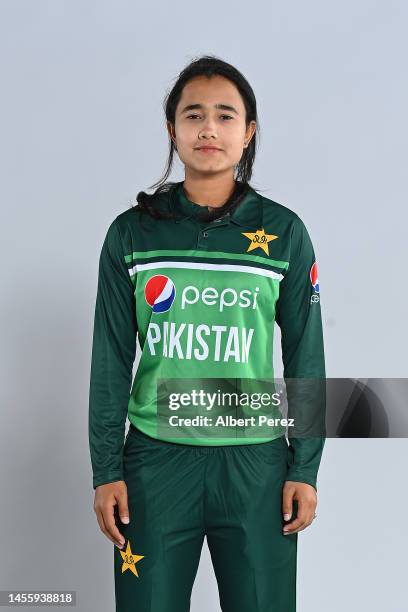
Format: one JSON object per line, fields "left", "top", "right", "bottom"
{"left": 182, "top": 176, "right": 236, "bottom": 210}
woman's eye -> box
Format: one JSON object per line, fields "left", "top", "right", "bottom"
{"left": 186, "top": 114, "right": 233, "bottom": 121}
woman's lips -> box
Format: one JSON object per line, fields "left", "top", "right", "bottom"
{"left": 196, "top": 147, "right": 222, "bottom": 153}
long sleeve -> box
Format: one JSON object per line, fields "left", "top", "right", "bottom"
{"left": 88, "top": 218, "right": 138, "bottom": 489}
{"left": 275, "top": 215, "right": 326, "bottom": 491}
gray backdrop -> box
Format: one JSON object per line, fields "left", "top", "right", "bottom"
{"left": 0, "top": 1, "right": 407, "bottom": 611}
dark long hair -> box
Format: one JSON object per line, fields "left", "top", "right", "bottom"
{"left": 133, "top": 54, "right": 263, "bottom": 224}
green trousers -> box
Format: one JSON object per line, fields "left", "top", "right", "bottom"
{"left": 114, "top": 424, "right": 298, "bottom": 611}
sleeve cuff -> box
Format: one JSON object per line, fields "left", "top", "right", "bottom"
{"left": 93, "top": 470, "right": 124, "bottom": 489}
{"left": 285, "top": 469, "right": 318, "bottom": 491}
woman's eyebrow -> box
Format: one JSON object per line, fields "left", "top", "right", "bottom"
{"left": 180, "top": 103, "right": 239, "bottom": 115}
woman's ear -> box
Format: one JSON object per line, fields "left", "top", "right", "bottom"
{"left": 166, "top": 120, "right": 176, "bottom": 145}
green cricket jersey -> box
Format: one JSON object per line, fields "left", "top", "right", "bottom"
{"left": 88, "top": 181, "right": 326, "bottom": 489}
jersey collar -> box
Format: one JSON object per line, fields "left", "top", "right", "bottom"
{"left": 169, "top": 181, "right": 263, "bottom": 230}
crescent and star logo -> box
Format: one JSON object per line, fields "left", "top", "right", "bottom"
{"left": 241, "top": 228, "right": 278, "bottom": 256}
{"left": 119, "top": 540, "right": 144, "bottom": 577}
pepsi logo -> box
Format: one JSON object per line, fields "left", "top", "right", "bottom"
{"left": 144, "top": 274, "right": 176, "bottom": 313}
{"left": 310, "top": 262, "right": 319, "bottom": 293}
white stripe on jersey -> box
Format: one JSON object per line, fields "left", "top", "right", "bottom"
{"left": 128, "top": 261, "right": 284, "bottom": 282}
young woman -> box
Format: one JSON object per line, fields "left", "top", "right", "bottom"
{"left": 89, "top": 55, "right": 326, "bottom": 612}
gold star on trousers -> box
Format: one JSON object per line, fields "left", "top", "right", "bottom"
{"left": 242, "top": 228, "right": 278, "bottom": 256}
{"left": 120, "top": 540, "right": 144, "bottom": 577}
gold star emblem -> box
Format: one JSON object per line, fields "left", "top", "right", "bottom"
{"left": 241, "top": 228, "right": 278, "bottom": 256}
{"left": 119, "top": 540, "right": 144, "bottom": 577}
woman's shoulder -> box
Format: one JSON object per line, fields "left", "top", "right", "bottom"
{"left": 257, "top": 191, "right": 300, "bottom": 223}
{"left": 104, "top": 190, "right": 172, "bottom": 252}
{"left": 256, "top": 191, "right": 307, "bottom": 237}
{"left": 254, "top": 191, "right": 318, "bottom": 252}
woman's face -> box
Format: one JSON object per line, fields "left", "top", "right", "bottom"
{"left": 169, "top": 74, "right": 256, "bottom": 178}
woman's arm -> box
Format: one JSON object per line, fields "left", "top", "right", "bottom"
{"left": 275, "top": 214, "right": 326, "bottom": 492}
{"left": 88, "top": 217, "right": 138, "bottom": 490}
